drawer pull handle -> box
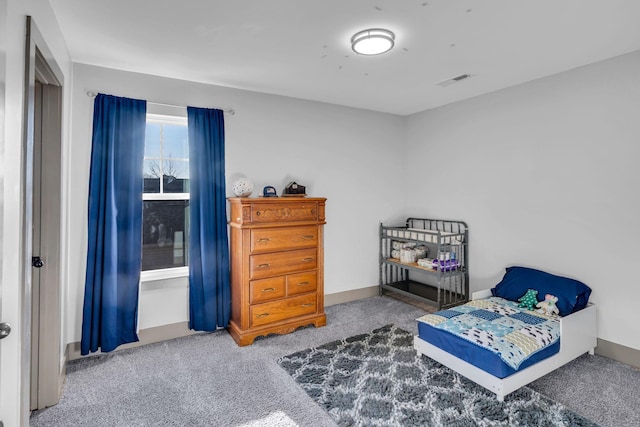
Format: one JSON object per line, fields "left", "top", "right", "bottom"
{"left": 297, "top": 281, "right": 310, "bottom": 286}
{"left": 302, "top": 235, "right": 314, "bottom": 240}
{"left": 256, "top": 211, "right": 261, "bottom": 216}
{"left": 256, "top": 313, "right": 269, "bottom": 318}
{"left": 257, "top": 263, "right": 270, "bottom": 268}
{"left": 257, "top": 238, "right": 271, "bottom": 243}
{"left": 301, "top": 303, "right": 314, "bottom": 307}
{"left": 311, "top": 209, "right": 315, "bottom": 214}
{"left": 261, "top": 287, "right": 276, "bottom": 293}
{"left": 302, "top": 257, "right": 313, "bottom": 262}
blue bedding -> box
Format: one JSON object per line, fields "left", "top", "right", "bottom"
{"left": 417, "top": 297, "right": 561, "bottom": 379}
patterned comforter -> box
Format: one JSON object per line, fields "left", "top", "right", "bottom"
{"left": 417, "top": 297, "right": 560, "bottom": 370}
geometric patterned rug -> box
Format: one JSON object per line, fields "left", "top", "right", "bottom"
{"left": 278, "top": 324, "right": 599, "bottom": 427}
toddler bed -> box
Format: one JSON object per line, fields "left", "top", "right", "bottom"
{"left": 414, "top": 266, "right": 596, "bottom": 401}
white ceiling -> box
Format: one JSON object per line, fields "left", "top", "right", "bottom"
{"left": 50, "top": 0, "right": 640, "bottom": 115}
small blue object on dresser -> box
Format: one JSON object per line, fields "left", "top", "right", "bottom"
{"left": 262, "top": 185, "right": 277, "bottom": 197}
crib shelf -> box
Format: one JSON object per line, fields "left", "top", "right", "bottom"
{"left": 379, "top": 218, "right": 469, "bottom": 309}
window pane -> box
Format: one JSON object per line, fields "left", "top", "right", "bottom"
{"left": 143, "top": 159, "right": 161, "bottom": 193}
{"left": 144, "top": 123, "right": 161, "bottom": 157}
{"left": 163, "top": 124, "right": 189, "bottom": 159}
{"left": 142, "top": 200, "right": 190, "bottom": 271}
{"left": 144, "top": 121, "right": 189, "bottom": 194}
{"left": 163, "top": 159, "right": 190, "bottom": 193}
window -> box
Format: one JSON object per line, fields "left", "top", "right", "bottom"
{"left": 142, "top": 113, "right": 190, "bottom": 272}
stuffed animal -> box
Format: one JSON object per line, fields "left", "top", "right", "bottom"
{"left": 536, "top": 294, "right": 560, "bottom": 316}
{"left": 517, "top": 288, "right": 539, "bottom": 310}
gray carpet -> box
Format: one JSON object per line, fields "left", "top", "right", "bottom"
{"left": 30, "top": 296, "right": 640, "bottom": 427}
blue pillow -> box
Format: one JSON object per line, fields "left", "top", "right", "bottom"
{"left": 491, "top": 266, "right": 591, "bottom": 316}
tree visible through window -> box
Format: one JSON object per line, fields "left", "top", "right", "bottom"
{"left": 142, "top": 114, "right": 189, "bottom": 271}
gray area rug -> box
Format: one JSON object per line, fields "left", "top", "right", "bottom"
{"left": 278, "top": 324, "right": 599, "bottom": 427}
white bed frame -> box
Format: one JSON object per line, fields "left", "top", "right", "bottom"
{"left": 414, "top": 289, "right": 597, "bottom": 401}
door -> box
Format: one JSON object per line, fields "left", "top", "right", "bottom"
{"left": 30, "top": 75, "right": 62, "bottom": 410}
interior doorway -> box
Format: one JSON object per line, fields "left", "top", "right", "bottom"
{"left": 25, "top": 17, "right": 64, "bottom": 411}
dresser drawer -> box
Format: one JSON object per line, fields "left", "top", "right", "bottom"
{"left": 249, "top": 248, "right": 317, "bottom": 280}
{"left": 251, "top": 226, "right": 318, "bottom": 254}
{"left": 251, "top": 203, "right": 318, "bottom": 223}
{"left": 250, "top": 293, "right": 317, "bottom": 327}
{"left": 249, "top": 276, "right": 286, "bottom": 304}
{"left": 286, "top": 271, "right": 317, "bottom": 296}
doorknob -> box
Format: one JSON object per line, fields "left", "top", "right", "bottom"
{"left": 32, "top": 256, "right": 44, "bottom": 268}
{"left": 0, "top": 322, "right": 11, "bottom": 339}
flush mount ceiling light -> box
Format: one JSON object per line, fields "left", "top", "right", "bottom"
{"left": 351, "top": 28, "right": 395, "bottom": 55}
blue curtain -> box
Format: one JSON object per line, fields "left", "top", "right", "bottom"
{"left": 81, "top": 94, "right": 147, "bottom": 355}
{"left": 187, "top": 107, "right": 231, "bottom": 331}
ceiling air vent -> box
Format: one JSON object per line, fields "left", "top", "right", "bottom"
{"left": 436, "top": 73, "right": 472, "bottom": 87}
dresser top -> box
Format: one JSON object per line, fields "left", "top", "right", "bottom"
{"left": 228, "top": 196, "right": 326, "bottom": 204}
{"left": 228, "top": 196, "right": 326, "bottom": 226}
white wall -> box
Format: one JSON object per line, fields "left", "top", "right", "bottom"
{"left": 0, "top": 0, "right": 72, "bottom": 424}
{"left": 68, "top": 47, "right": 640, "bottom": 354}
{"left": 68, "top": 63, "right": 407, "bottom": 341}
{"left": 405, "top": 51, "right": 640, "bottom": 351}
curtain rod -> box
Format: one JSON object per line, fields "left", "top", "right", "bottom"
{"left": 86, "top": 91, "right": 235, "bottom": 115}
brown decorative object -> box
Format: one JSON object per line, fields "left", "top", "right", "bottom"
{"left": 227, "top": 197, "right": 327, "bottom": 346}
{"left": 283, "top": 181, "right": 306, "bottom": 196}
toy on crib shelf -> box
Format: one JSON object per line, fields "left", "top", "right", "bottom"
{"left": 536, "top": 294, "right": 560, "bottom": 316}
{"left": 517, "top": 288, "right": 539, "bottom": 310}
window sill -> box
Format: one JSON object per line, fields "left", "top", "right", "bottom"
{"left": 141, "top": 266, "right": 189, "bottom": 283}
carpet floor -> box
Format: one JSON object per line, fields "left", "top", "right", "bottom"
{"left": 30, "top": 296, "right": 640, "bottom": 427}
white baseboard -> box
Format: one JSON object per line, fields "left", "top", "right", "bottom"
{"left": 324, "top": 285, "right": 379, "bottom": 306}
{"left": 66, "top": 321, "right": 202, "bottom": 361}
{"left": 596, "top": 338, "right": 640, "bottom": 369}
{"left": 67, "top": 287, "right": 380, "bottom": 360}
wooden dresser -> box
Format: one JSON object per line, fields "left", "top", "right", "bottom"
{"left": 227, "top": 197, "right": 327, "bottom": 346}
